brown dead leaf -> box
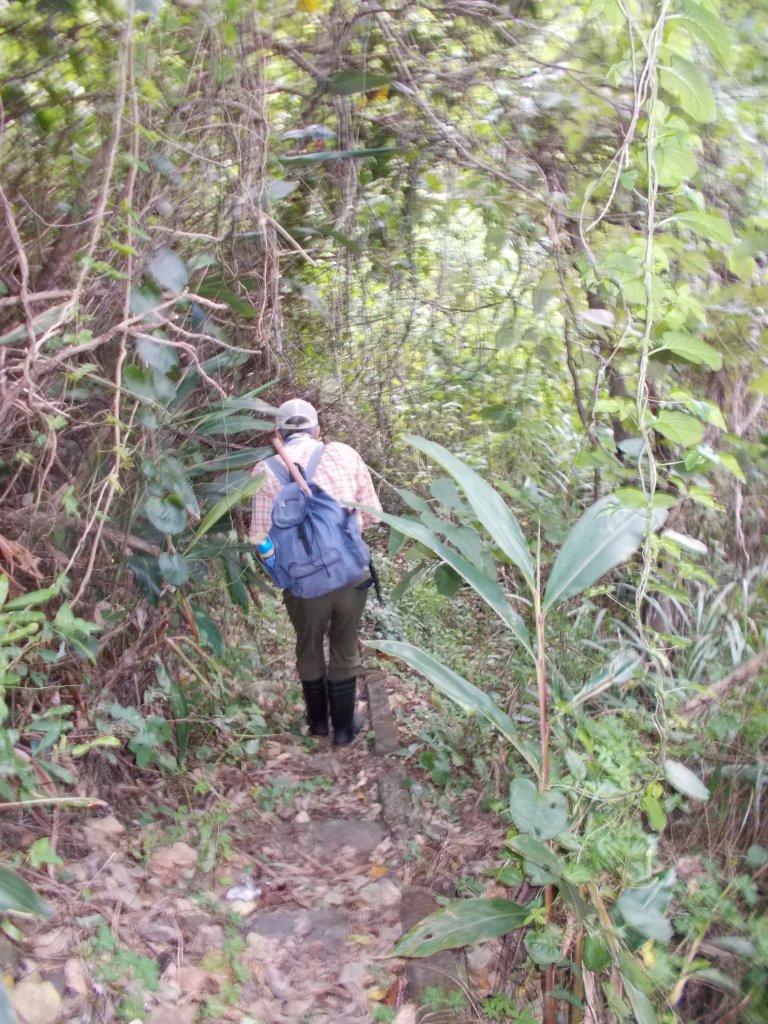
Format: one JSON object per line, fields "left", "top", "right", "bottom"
{"left": 146, "top": 1006, "right": 198, "bottom": 1024}
{"left": 10, "top": 976, "right": 61, "bottom": 1024}
{"left": 148, "top": 842, "right": 198, "bottom": 884}
{"left": 0, "top": 534, "right": 42, "bottom": 581}
{"left": 393, "top": 1004, "right": 417, "bottom": 1024}
{"left": 369, "top": 864, "right": 389, "bottom": 879}
{"left": 84, "top": 814, "right": 125, "bottom": 851}
{"left": 163, "top": 964, "right": 219, "bottom": 1000}
{"left": 31, "top": 926, "right": 73, "bottom": 958}
{"left": 64, "top": 958, "right": 90, "bottom": 995}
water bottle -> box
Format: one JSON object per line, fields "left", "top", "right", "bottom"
{"left": 255, "top": 534, "right": 276, "bottom": 570}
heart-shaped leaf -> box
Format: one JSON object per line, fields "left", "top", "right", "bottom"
{"left": 509, "top": 778, "right": 569, "bottom": 840}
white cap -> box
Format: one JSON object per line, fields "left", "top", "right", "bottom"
{"left": 276, "top": 398, "right": 318, "bottom": 431}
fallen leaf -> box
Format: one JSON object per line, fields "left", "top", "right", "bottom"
{"left": 10, "top": 976, "right": 62, "bottom": 1024}
{"left": 394, "top": 1005, "right": 417, "bottom": 1024}
{"left": 84, "top": 815, "right": 125, "bottom": 850}
{"left": 148, "top": 843, "right": 198, "bottom": 884}
{"left": 64, "top": 958, "right": 90, "bottom": 995}
{"left": 146, "top": 1006, "right": 198, "bottom": 1024}
{"left": 32, "top": 926, "right": 72, "bottom": 958}
{"left": 369, "top": 864, "right": 389, "bottom": 879}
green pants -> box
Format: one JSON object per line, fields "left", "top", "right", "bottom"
{"left": 283, "top": 578, "right": 368, "bottom": 682}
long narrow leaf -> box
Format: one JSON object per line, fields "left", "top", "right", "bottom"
{"left": 191, "top": 475, "right": 264, "bottom": 544}
{"left": 393, "top": 897, "right": 533, "bottom": 958}
{"left": 368, "top": 640, "right": 540, "bottom": 776}
{"left": 544, "top": 496, "right": 667, "bottom": 611}
{"left": 358, "top": 507, "right": 530, "bottom": 650}
{"left": 407, "top": 436, "right": 535, "bottom": 591}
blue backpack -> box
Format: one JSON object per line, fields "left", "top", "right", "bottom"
{"left": 266, "top": 443, "right": 371, "bottom": 599}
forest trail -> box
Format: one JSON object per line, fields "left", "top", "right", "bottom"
{"left": 8, "top": 670, "right": 501, "bottom": 1024}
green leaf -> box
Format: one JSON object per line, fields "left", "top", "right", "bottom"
{"left": 653, "top": 132, "right": 699, "bottom": 187}
{"left": 748, "top": 372, "right": 768, "bottom": 395}
{"left": 571, "top": 652, "right": 643, "bottom": 705}
{"left": 655, "top": 410, "right": 705, "bottom": 446}
{"left": 196, "top": 414, "right": 273, "bottom": 436}
{"left": 123, "top": 364, "right": 177, "bottom": 404}
{"left": 157, "top": 456, "right": 200, "bottom": 517}
{"left": 615, "top": 874, "right": 675, "bottom": 943}
{"left": 193, "top": 474, "right": 265, "bottom": 543}
{"left": 583, "top": 934, "right": 611, "bottom": 972}
{"left": 136, "top": 334, "right": 179, "bottom": 372}
{"left": 392, "top": 897, "right": 532, "bottom": 958}
{"left": 659, "top": 331, "right": 722, "bottom": 371}
{"left": 128, "top": 556, "right": 163, "bottom": 606}
{"left": 641, "top": 791, "right": 667, "bottom": 832}
{"left": 679, "top": 4, "right": 734, "bottom": 69}
{"left": 407, "top": 436, "right": 534, "bottom": 590}
{"left": 0, "top": 865, "right": 51, "bottom": 916}
{"left": 509, "top": 778, "right": 569, "bottom": 840}
{"left": 622, "top": 978, "right": 659, "bottom": 1024}
{"left": 328, "top": 70, "right": 393, "bottom": 95}
{"left": 663, "top": 759, "right": 709, "bottom": 801}
{"left": 146, "top": 246, "right": 188, "bottom": 294}
{"left": 659, "top": 55, "right": 716, "bottom": 123}
{"left": 145, "top": 495, "right": 187, "bottom": 536}
{"left": 544, "top": 496, "right": 666, "bottom": 611}
{"left": 366, "top": 508, "right": 529, "bottom": 648}
{"left": 367, "top": 641, "right": 540, "bottom": 776}
{"left": 158, "top": 552, "right": 190, "bottom": 586}
{"left": 524, "top": 925, "right": 563, "bottom": 966}
{"left": 0, "top": 976, "right": 18, "bottom": 1024}
{"left": 507, "top": 835, "right": 564, "bottom": 884}
{"left": 672, "top": 211, "right": 734, "bottom": 247}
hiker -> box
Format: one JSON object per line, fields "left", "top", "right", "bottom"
{"left": 250, "top": 399, "right": 383, "bottom": 745}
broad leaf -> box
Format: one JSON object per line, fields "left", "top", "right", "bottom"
{"left": 655, "top": 410, "right": 705, "bottom": 446}
{"left": 615, "top": 872, "right": 675, "bottom": 943}
{"left": 367, "top": 641, "right": 540, "bottom": 776}
{"left": 158, "top": 552, "right": 190, "bottom": 586}
{"left": 123, "top": 364, "right": 176, "bottom": 404}
{"left": 145, "top": 495, "right": 187, "bottom": 535}
{"left": 583, "top": 934, "right": 611, "bottom": 972}
{"left": 158, "top": 456, "right": 200, "bottom": 517}
{"left": 663, "top": 759, "right": 709, "bottom": 801}
{"left": 679, "top": 4, "right": 734, "bottom": 69}
{"left": 659, "top": 55, "right": 716, "bottom": 123}
{"left": 146, "top": 246, "right": 189, "bottom": 294}
{"left": 509, "top": 778, "right": 569, "bottom": 840}
{"left": 365, "top": 508, "right": 529, "bottom": 647}
{"left": 659, "top": 331, "right": 722, "bottom": 371}
{"left": 0, "top": 865, "right": 51, "bottom": 916}
{"left": 392, "top": 897, "right": 531, "bottom": 958}
{"left": 622, "top": 978, "right": 659, "bottom": 1024}
{"left": 543, "top": 496, "right": 666, "bottom": 610}
{"left": 328, "top": 70, "right": 393, "bottom": 95}
{"left": 672, "top": 211, "right": 734, "bottom": 247}
{"left": 193, "top": 474, "right": 265, "bottom": 543}
{"left": 407, "top": 436, "right": 535, "bottom": 590}
{"left": 507, "top": 834, "right": 564, "bottom": 884}
{"left": 136, "top": 334, "right": 179, "bottom": 372}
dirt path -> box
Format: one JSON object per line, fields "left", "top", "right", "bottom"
{"left": 6, "top": 671, "right": 503, "bottom": 1024}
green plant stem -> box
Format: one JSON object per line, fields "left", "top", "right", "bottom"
{"left": 0, "top": 797, "right": 108, "bottom": 811}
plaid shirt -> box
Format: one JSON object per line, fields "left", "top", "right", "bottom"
{"left": 250, "top": 435, "right": 382, "bottom": 541}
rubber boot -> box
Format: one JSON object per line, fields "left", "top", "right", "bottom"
{"left": 327, "top": 677, "right": 359, "bottom": 746}
{"left": 301, "top": 677, "right": 329, "bottom": 737}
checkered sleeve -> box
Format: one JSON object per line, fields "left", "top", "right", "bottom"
{"left": 354, "top": 454, "right": 382, "bottom": 530}
{"left": 249, "top": 464, "right": 280, "bottom": 542}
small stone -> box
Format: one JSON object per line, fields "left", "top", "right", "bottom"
{"left": 294, "top": 810, "right": 310, "bottom": 825}
{"left": 10, "top": 976, "right": 61, "bottom": 1024}
{"left": 357, "top": 878, "right": 401, "bottom": 907}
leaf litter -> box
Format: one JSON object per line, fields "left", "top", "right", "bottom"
{"left": 4, "top": 668, "right": 517, "bottom": 1023}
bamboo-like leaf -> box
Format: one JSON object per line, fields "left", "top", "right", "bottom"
{"left": 407, "top": 436, "right": 535, "bottom": 591}
{"left": 367, "top": 640, "right": 540, "bottom": 776}
{"left": 543, "top": 496, "right": 666, "bottom": 611}
{"left": 361, "top": 507, "right": 530, "bottom": 649}
{"left": 192, "top": 474, "right": 264, "bottom": 543}
{"left": 0, "top": 865, "right": 51, "bottom": 916}
{"left": 392, "top": 897, "right": 532, "bottom": 958}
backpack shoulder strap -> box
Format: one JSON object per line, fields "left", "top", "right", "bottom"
{"left": 303, "top": 443, "right": 326, "bottom": 485}
{"left": 267, "top": 455, "right": 291, "bottom": 484}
